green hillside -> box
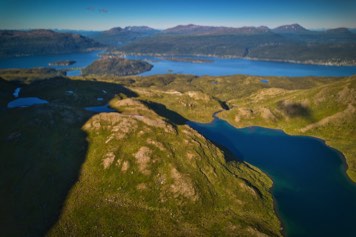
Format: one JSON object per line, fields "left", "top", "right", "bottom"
{"left": 0, "top": 72, "right": 281, "bottom": 236}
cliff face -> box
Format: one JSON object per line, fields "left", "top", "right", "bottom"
{"left": 0, "top": 30, "right": 102, "bottom": 57}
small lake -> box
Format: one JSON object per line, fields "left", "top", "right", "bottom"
{"left": 188, "top": 118, "right": 356, "bottom": 237}
{"left": 7, "top": 97, "right": 48, "bottom": 108}
{"left": 128, "top": 55, "right": 356, "bottom": 77}
{"left": 84, "top": 104, "right": 115, "bottom": 113}
{"left": 0, "top": 51, "right": 102, "bottom": 76}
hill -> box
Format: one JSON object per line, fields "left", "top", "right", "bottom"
{"left": 94, "top": 73, "right": 356, "bottom": 182}
{"left": 0, "top": 71, "right": 281, "bottom": 236}
{"left": 82, "top": 56, "right": 153, "bottom": 76}
{"left": 0, "top": 29, "right": 102, "bottom": 57}
{"left": 90, "top": 26, "right": 160, "bottom": 46}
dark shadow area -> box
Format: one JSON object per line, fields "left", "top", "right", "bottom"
{"left": 142, "top": 100, "right": 188, "bottom": 125}
{"left": 212, "top": 96, "right": 230, "bottom": 110}
{"left": 277, "top": 100, "right": 313, "bottom": 119}
{"left": 0, "top": 76, "right": 137, "bottom": 237}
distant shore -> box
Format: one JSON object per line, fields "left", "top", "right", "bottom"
{"left": 115, "top": 51, "right": 356, "bottom": 66}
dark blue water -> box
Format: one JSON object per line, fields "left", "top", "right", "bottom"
{"left": 7, "top": 97, "right": 48, "bottom": 108}
{"left": 1, "top": 53, "right": 355, "bottom": 77}
{"left": 188, "top": 118, "right": 356, "bottom": 237}
{"left": 0, "top": 51, "right": 102, "bottom": 76}
{"left": 84, "top": 104, "right": 115, "bottom": 113}
{"left": 128, "top": 55, "right": 356, "bottom": 77}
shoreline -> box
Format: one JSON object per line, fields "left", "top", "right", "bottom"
{"left": 118, "top": 51, "right": 356, "bottom": 67}
{"left": 189, "top": 110, "right": 356, "bottom": 237}
{"left": 212, "top": 110, "right": 356, "bottom": 184}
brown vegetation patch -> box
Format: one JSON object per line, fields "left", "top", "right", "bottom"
{"left": 136, "top": 183, "right": 147, "bottom": 191}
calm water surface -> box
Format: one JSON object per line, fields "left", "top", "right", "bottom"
{"left": 188, "top": 118, "right": 356, "bottom": 237}
{"left": 0, "top": 51, "right": 102, "bottom": 76}
{"left": 128, "top": 55, "right": 356, "bottom": 77}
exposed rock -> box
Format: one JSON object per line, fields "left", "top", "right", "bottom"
{"left": 259, "top": 107, "right": 276, "bottom": 121}
{"left": 147, "top": 139, "right": 166, "bottom": 151}
{"left": 134, "top": 147, "right": 152, "bottom": 175}
{"left": 170, "top": 167, "right": 198, "bottom": 201}
{"left": 121, "top": 161, "right": 130, "bottom": 173}
{"left": 103, "top": 152, "right": 115, "bottom": 169}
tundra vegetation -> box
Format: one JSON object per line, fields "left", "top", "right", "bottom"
{"left": 1, "top": 69, "right": 355, "bottom": 236}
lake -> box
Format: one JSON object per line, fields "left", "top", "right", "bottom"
{"left": 1, "top": 52, "right": 356, "bottom": 236}
{"left": 1, "top": 53, "right": 356, "bottom": 77}
{"left": 0, "top": 51, "right": 102, "bottom": 76}
{"left": 188, "top": 117, "right": 356, "bottom": 237}
{"left": 128, "top": 55, "right": 356, "bottom": 77}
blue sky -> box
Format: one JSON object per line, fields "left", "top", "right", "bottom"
{"left": 0, "top": 0, "right": 355, "bottom": 30}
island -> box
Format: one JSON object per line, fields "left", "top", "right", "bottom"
{"left": 82, "top": 56, "right": 153, "bottom": 76}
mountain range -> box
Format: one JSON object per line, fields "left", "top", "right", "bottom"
{"left": 0, "top": 29, "right": 102, "bottom": 57}
{"left": 1, "top": 24, "right": 355, "bottom": 65}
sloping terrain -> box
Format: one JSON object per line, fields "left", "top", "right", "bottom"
{"left": 218, "top": 76, "right": 356, "bottom": 181}
{"left": 0, "top": 72, "right": 281, "bottom": 236}
{"left": 82, "top": 57, "right": 153, "bottom": 76}
{"left": 0, "top": 30, "right": 102, "bottom": 57}
{"left": 119, "top": 24, "right": 356, "bottom": 65}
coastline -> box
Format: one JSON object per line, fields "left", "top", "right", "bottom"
{"left": 189, "top": 110, "right": 356, "bottom": 237}
{"left": 117, "top": 51, "right": 356, "bottom": 67}
{"left": 214, "top": 111, "right": 356, "bottom": 184}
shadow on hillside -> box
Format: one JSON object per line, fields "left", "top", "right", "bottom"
{"left": 0, "top": 77, "right": 137, "bottom": 237}
{"left": 277, "top": 100, "right": 315, "bottom": 121}
{"left": 142, "top": 100, "right": 187, "bottom": 125}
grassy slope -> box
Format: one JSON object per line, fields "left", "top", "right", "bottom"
{"left": 49, "top": 98, "right": 281, "bottom": 236}
{"left": 219, "top": 76, "right": 356, "bottom": 181}
{"left": 0, "top": 73, "right": 281, "bottom": 236}
{"left": 88, "top": 74, "right": 356, "bottom": 181}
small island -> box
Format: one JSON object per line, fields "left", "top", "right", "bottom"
{"left": 48, "top": 60, "right": 76, "bottom": 66}
{"left": 82, "top": 56, "right": 153, "bottom": 76}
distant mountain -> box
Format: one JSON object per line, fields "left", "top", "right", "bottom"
{"left": 163, "top": 24, "right": 271, "bottom": 35}
{"left": 90, "top": 26, "right": 160, "bottom": 46}
{"left": 163, "top": 24, "right": 220, "bottom": 34}
{"left": 273, "top": 24, "right": 310, "bottom": 34}
{"left": 121, "top": 23, "right": 356, "bottom": 65}
{"left": 0, "top": 29, "right": 102, "bottom": 57}
{"left": 326, "top": 27, "right": 353, "bottom": 35}
{"left": 53, "top": 29, "right": 100, "bottom": 37}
